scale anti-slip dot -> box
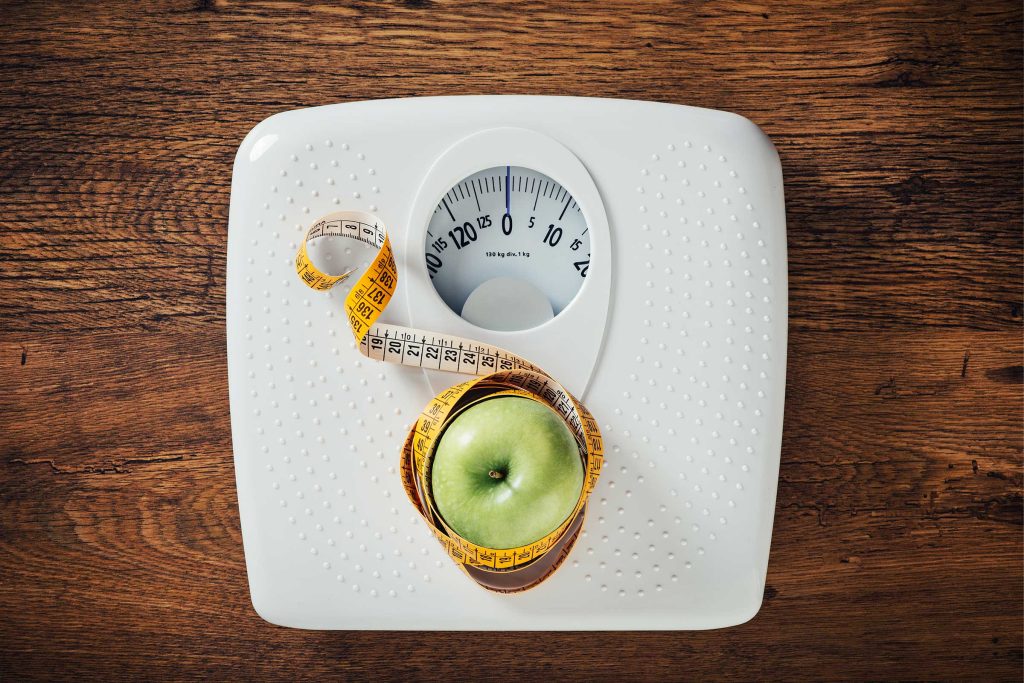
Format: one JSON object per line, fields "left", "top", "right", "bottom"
{"left": 226, "top": 96, "right": 787, "bottom": 630}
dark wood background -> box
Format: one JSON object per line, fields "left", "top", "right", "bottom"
{"left": 1, "top": 1, "right": 1021, "bottom": 680}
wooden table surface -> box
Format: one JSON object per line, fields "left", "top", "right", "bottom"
{"left": 1, "top": 1, "right": 1021, "bottom": 680}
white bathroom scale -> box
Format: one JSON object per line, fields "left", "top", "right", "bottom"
{"left": 226, "top": 96, "right": 787, "bottom": 630}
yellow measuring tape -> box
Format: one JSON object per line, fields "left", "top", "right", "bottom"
{"left": 295, "top": 210, "right": 603, "bottom": 592}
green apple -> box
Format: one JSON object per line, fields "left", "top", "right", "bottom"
{"left": 430, "top": 396, "right": 584, "bottom": 549}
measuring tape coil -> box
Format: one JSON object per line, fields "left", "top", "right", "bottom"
{"left": 295, "top": 211, "right": 603, "bottom": 592}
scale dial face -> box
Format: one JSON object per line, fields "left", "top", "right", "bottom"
{"left": 425, "top": 165, "right": 591, "bottom": 331}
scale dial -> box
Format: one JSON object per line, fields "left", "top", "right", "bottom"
{"left": 425, "top": 165, "right": 591, "bottom": 331}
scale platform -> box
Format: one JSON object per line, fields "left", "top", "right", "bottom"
{"left": 226, "top": 96, "right": 787, "bottom": 630}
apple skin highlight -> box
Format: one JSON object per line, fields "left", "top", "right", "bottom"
{"left": 429, "top": 397, "right": 585, "bottom": 550}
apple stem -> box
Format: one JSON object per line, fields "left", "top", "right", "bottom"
{"left": 488, "top": 469, "right": 505, "bottom": 480}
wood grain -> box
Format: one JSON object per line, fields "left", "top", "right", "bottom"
{"left": 1, "top": 1, "right": 1021, "bottom": 680}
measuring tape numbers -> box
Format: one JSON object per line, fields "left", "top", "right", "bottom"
{"left": 295, "top": 210, "right": 604, "bottom": 593}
